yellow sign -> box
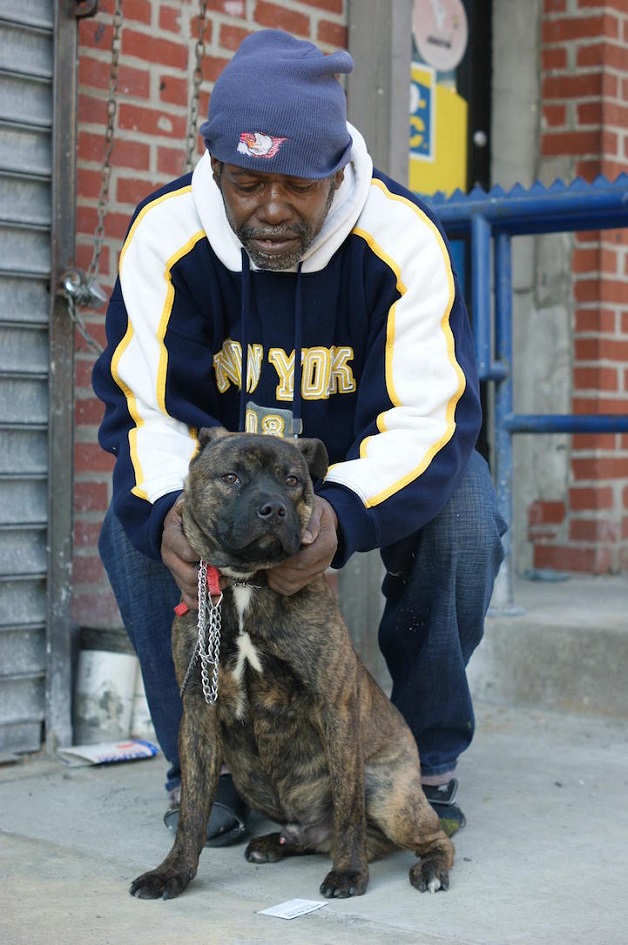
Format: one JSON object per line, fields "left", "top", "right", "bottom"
{"left": 408, "top": 62, "right": 468, "bottom": 196}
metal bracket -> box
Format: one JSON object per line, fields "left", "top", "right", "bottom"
{"left": 75, "top": 1, "right": 99, "bottom": 18}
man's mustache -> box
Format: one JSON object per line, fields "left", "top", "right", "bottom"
{"left": 239, "top": 224, "right": 310, "bottom": 241}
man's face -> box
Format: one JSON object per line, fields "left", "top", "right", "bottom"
{"left": 211, "top": 158, "right": 344, "bottom": 271}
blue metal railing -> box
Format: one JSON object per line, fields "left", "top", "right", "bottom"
{"left": 427, "top": 174, "right": 628, "bottom": 612}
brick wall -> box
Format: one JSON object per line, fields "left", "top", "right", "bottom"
{"left": 528, "top": 0, "right": 628, "bottom": 573}
{"left": 72, "top": 0, "right": 348, "bottom": 629}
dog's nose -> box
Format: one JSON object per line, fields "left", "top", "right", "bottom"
{"left": 257, "top": 499, "right": 287, "bottom": 520}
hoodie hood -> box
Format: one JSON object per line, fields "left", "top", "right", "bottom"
{"left": 191, "top": 122, "right": 373, "bottom": 274}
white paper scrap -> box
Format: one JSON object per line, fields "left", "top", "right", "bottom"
{"left": 258, "top": 898, "right": 328, "bottom": 920}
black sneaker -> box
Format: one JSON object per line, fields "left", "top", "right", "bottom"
{"left": 422, "top": 779, "right": 466, "bottom": 837}
{"left": 163, "top": 773, "right": 249, "bottom": 847}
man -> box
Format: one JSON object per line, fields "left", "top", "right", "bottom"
{"left": 93, "top": 29, "right": 506, "bottom": 845}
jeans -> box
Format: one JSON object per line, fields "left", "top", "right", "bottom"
{"left": 99, "top": 449, "right": 506, "bottom": 791}
{"left": 379, "top": 450, "right": 507, "bottom": 776}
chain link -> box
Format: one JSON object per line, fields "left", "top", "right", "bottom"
{"left": 185, "top": 0, "right": 209, "bottom": 172}
{"left": 180, "top": 560, "right": 222, "bottom": 704}
{"left": 86, "top": 0, "right": 123, "bottom": 287}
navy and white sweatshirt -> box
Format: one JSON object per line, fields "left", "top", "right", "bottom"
{"left": 93, "top": 125, "right": 482, "bottom": 567}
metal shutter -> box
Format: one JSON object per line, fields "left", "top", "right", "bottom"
{"left": 0, "top": 1, "right": 54, "bottom": 754}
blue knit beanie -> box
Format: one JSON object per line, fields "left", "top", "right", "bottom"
{"left": 200, "top": 29, "right": 354, "bottom": 180}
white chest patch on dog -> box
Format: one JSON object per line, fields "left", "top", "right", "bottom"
{"left": 230, "top": 586, "right": 263, "bottom": 718}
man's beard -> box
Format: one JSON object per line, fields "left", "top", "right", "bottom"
{"left": 226, "top": 181, "right": 336, "bottom": 271}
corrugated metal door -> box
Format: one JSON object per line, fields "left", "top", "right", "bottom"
{"left": 0, "top": 1, "right": 54, "bottom": 754}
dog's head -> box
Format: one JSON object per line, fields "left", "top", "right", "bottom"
{"left": 181, "top": 427, "right": 329, "bottom": 576}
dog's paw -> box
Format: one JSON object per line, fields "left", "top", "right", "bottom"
{"left": 320, "top": 867, "right": 368, "bottom": 899}
{"left": 129, "top": 867, "right": 195, "bottom": 901}
{"left": 245, "top": 832, "right": 284, "bottom": 864}
{"left": 409, "top": 858, "right": 450, "bottom": 894}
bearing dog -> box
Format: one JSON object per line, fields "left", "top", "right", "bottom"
{"left": 130, "top": 427, "right": 454, "bottom": 901}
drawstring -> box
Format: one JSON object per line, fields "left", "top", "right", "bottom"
{"left": 238, "top": 252, "right": 304, "bottom": 437}
{"left": 239, "top": 249, "right": 250, "bottom": 432}
{"left": 291, "top": 262, "right": 304, "bottom": 436}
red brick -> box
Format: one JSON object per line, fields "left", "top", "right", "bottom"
{"left": 72, "top": 554, "right": 106, "bottom": 586}
{"left": 542, "top": 72, "right": 603, "bottom": 100}
{"left": 118, "top": 103, "right": 187, "bottom": 139}
{"left": 577, "top": 100, "right": 603, "bottom": 126}
{"left": 575, "top": 158, "right": 603, "bottom": 182}
{"left": 74, "top": 481, "right": 109, "bottom": 513}
{"left": 73, "top": 520, "right": 105, "bottom": 549}
{"left": 159, "top": 73, "right": 189, "bottom": 108}
{"left": 75, "top": 442, "right": 116, "bottom": 474}
{"left": 160, "top": 4, "right": 183, "bottom": 32}
{"left": 544, "top": 0, "right": 567, "bottom": 13}
{"left": 541, "top": 46, "right": 568, "bottom": 70}
{"left": 601, "top": 279, "right": 628, "bottom": 304}
{"left": 121, "top": 30, "right": 188, "bottom": 69}
{"left": 576, "top": 42, "right": 606, "bottom": 69}
{"left": 533, "top": 543, "right": 612, "bottom": 574}
{"left": 572, "top": 456, "right": 628, "bottom": 480}
{"left": 219, "top": 24, "right": 252, "bottom": 52}
{"left": 528, "top": 500, "right": 566, "bottom": 526}
{"left": 122, "top": 0, "right": 151, "bottom": 26}
{"left": 542, "top": 130, "right": 602, "bottom": 158}
{"left": 78, "top": 56, "right": 111, "bottom": 90}
{"left": 202, "top": 55, "right": 231, "bottom": 84}
{"left": 572, "top": 433, "right": 619, "bottom": 450}
{"left": 572, "top": 246, "right": 600, "bottom": 274}
{"left": 76, "top": 396, "right": 106, "bottom": 426}
{"left": 118, "top": 64, "right": 151, "bottom": 99}
{"left": 574, "top": 307, "right": 616, "bottom": 333}
{"left": 255, "top": 1, "right": 310, "bottom": 36}
{"left": 569, "top": 485, "right": 614, "bottom": 510}
{"left": 543, "top": 104, "right": 567, "bottom": 128}
{"left": 572, "top": 397, "right": 628, "bottom": 416}
{"left": 542, "top": 15, "right": 605, "bottom": 44}
{"left": 317, "top": 20, "right": 348, "bottom": 47}
{"left": 300, "top": 0, "right": 344, "bottom": 12}
{"left": 78, "top": 93, "right": 109, "bottom": 127}
{"left": 569, "top": 518, "right": 619, "bottom": 543}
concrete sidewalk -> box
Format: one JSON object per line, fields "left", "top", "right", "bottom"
{"left": 1, "top": 698, "right": 626, "bottom": 945}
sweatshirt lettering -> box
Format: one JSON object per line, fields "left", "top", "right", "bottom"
{"left": 213, "top": 339, "right": 356, "bottom": 400}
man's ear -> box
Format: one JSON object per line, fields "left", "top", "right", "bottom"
{"left": 210, "top": 156, "right": 223, "bottom": 185}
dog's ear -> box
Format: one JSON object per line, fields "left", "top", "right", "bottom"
{"left": 295, "top": 438, "right": 329, "bottom": 481}
{"left": 197, "top": 425, "right": 229, "bottom": 450}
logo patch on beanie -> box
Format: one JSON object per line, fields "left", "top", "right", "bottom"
{"left": 237, "top": 132, "right": 288, "bottom": 159}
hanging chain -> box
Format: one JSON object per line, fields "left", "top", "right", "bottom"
{"left": 180, "top": 561, "right": 222, "bottom": 704}
{"left": 184, "top": 0, "right": 209, "bottom": 172}
{"left": 86, "top": 0, "right": 123, "bottom": 288}
{"left": 62, "top": 0, "right": 123, "bottom": 353}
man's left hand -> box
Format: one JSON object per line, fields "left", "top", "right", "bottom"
{"left": 267, "top": 496, "right": 338, "bottom": 596}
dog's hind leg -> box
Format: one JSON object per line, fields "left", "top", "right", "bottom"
{"left": 246, "top": 821, "right": 333, "bottom": 863}
{"left": 366, "top": 764, "right": 455, "bottom": 894}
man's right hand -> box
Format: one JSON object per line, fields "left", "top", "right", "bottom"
{"left": 161, "top": 498, "right": 199, "bottom": 610}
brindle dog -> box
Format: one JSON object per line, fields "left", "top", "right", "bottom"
{"left": 130, "top": 427, "right": 454, "bottom": 901}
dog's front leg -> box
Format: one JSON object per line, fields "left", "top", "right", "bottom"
{"left": 130, "top": 694, "right": 222, "bottom": 900}
{"left": 317, "top": 692, "right": 369, "bottom": 899}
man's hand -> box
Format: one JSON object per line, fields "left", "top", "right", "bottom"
{"left": 267, "top": 496, "right": 338, "bottom": 596}
{"left": 161, "top": 497, "right": 200, "bottom": 610}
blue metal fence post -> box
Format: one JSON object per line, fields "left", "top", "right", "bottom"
{"left": 491, "top": 231, "right": 522, "bottom": 613}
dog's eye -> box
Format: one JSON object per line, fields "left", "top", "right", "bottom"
{"left": 285, "top": 475, "right": 299, "bottom": 487}
{"left": 222, "top": 473, "right": 239, "bottom": 485}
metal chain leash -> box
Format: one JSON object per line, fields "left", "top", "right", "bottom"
{"left": 180, "top": 561, "right": 222, "bottom": 704}
{"left": 184, "top": 0, "right": 209, "bottom": 172}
